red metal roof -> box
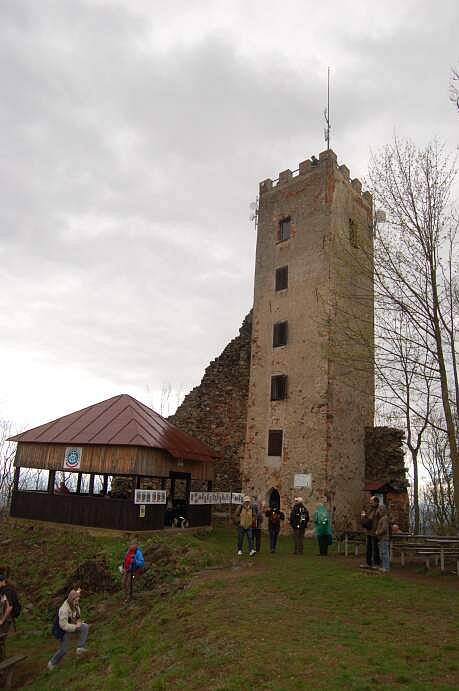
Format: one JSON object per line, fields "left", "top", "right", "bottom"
{"left": 8, "top": 394, "right": 216, "bottom": 463}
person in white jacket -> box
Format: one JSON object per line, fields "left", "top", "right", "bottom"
{"left": 48, "top": 589, "right": 89, "bottom": 670}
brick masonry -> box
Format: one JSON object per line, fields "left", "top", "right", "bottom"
{"left": 365, "top": 426, "right": 409, "bottom": 530}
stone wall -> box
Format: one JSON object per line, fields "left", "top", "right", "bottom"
{"left": 242, "top": 149, "right": 374, "bottom": 529}
{"left": 169, "top": 312, "right": 252, "bottom": 491}
{"left": 365, "top": 427, "right": 407, "bottom": 490}
{"left": 365, "top": 426, "right": 410, "bottom": 530}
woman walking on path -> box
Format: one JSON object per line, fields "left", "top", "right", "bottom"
{"left": 48, "top": 589, "right": 89, "bottom": 670}
{"left": 313, "top": 500, "right": 332, "bottom": 556}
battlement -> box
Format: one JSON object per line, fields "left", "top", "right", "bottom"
{"left": 259, "top": 149, "right": 372, "bottom": 208}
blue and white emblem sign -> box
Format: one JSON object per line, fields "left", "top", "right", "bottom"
{"left": 64, "top": 447, "right": 82, "bottom": 470}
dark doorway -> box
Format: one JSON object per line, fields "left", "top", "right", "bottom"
{"left": 168, "top": 472, "right": 191, "bottom": 526}
{"left": 269, "top": 488, "right": 280, "bottom": 509}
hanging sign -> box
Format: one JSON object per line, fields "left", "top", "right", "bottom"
{"left": 189, "top": 492, "right": 232, "bottom": 505}
{"left": 231, "top": 493, "right": 244, "bottom": 504}
{"left": 139, "top": 505, "right": 146, "bottom": 518}
{"left": 294, "top": 473, "right": 312, "bottom": 488}
{"left": 134, "top": 489, "right": 167, "bottom": 505}
{"left": 63, "top": 447, "right": 82, "bottom": 470}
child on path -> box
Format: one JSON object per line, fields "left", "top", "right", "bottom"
{"left": 48, "top": 589, "right": 89, "bottom": 670}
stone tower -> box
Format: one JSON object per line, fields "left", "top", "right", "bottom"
{"left": 242, "top": 149, "right": 374, "bottom": 529}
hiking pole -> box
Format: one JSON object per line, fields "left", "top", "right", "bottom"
{"left": 129, "top": 565, "right": 134, "bottom": 600}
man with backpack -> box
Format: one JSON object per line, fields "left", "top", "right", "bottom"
{"left": 265, "top": 505, "right": 285, "bottom": 553}
{"left": 0, "top": 573, "right": 21, "bottom": 651}
{"left": 122, "top": 542, "right": 145, "bottom": 597}
{"left": 289, "top": 497, "right": 310, "bottom": 554}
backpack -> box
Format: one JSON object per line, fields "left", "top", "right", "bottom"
{"left": 271, "top": 511, "right": 280, "bottom": 525}
{"left": 1, "top": 586, "right": 21, "bottom": 619}
{"left": 299, "top": 508, "right": 309, "bottom": 526}
{"left": 52, "top": 610, "right": 65, "bottom": 640}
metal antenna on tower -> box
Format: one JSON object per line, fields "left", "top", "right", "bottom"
{"left": 324, "top": 66, "right": 331, "bottom": 150}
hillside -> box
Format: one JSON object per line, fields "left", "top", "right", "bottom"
{"left": 2, "top": 520, "right": 459, "bottom": 690}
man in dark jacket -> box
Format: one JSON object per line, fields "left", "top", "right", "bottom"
{"left": 361, "top": 496, "right": 381, "bottom": 568}
{"left": 290, "top": 497, "right": 310, "bottom": 554}
{"left": 0, "top": 574, "right": 13, "bottom": 661}
{"left": 265, "top": 506, "right": 285, "bottom": 553}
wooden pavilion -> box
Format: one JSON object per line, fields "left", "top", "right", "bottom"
{"left": 8, "top": 394, "right": 216, "bottom": 531}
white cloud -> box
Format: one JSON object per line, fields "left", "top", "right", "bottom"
{"left": 1, "top": 0, "right": 458, "bottom": 426}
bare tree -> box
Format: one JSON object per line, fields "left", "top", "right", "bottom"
{"left": 450, "top": 65, "right": 459, "bottom": 112}
{"left": 0, "top": 420, "right": 16, "bottom": 510}
{"left": 370, "top": 137, "right": 459, "bottom": 521}
{"left": 421, "top": 424, "right": 455, "bottom": 532}
{"left": 375, "top": 311, "right": 436, "bottom": 532}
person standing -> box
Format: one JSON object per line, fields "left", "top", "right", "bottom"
{"left": 265, "top": 506, "right": 285, "bottom": 553}
{"left": 313, "top": 499, "right": 332, "bottom": 556}
{"left": 48, "top": 589, "right": 89, "bottom": 670}
{"left": 236, "top": 496, "right": 256, "bottom": 556}
{"left": 290, "top": 497, "right": 309, "bottom": 554}
{"left": 252, "top": 498, "right": 264, "bottom": 553}
{"left": 122, "top": 542, "right": 145, "bottom": 597}
{"left": 375, "top": 504, "right": 390, "bottom": 573}
{"left": 361, "top": 496, "right": 381, "bottom": 568}
{"left": 0, "top": 574, "right": 13, "bottom": 662}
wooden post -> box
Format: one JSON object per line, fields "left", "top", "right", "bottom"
{"left": 401, "top": 550, "right": 405, "bottom": 567}
{"left": 129, "top": 569, "right": 134, "bottom": 600}
{"left": 440, "top": 547, "right": 445, "bottom": 572}
{"left": 344, "top": 533, "right": 348, "bottom": 557}
{"left": 13, "top": 467, "right": 20, "bottom": 491}
{"left": 355, "top": 544, "right": 359, "bottom": 556}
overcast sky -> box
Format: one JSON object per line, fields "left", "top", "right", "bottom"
{"left": 1, "top": 0, "right": 458, "bottom": 432}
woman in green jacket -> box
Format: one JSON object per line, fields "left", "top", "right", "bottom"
{"left": 313, "top": 500, "right": 332, "bottom": 556}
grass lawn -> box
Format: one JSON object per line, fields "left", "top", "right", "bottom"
{"left": 2, "top": 522, "right": 459, "bottom": 690}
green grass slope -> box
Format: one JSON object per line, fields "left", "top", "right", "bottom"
{"left": 2, "top": 521, "right": 459, "bottom": 690}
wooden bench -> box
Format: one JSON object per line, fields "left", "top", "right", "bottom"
{"left": 392, "top": 541, "right": 459, "bottom": 574}
{"left": 0, "top": 654, "right": 27, "bottom": 689}
{"left": 336, "top": 532, "right": 366, "bottom": 556}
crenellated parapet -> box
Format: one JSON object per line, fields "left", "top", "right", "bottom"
{"left": 259, "top": 149, "right": 372, "bottom": 208}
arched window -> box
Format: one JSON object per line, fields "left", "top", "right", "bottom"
{"left": 269, "top": 488, "right": 280, "bottom": 509}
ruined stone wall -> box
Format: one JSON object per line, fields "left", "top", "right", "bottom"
{"left": 365, "top": 426, "right": 409, "bottom": 531}
{"left": 365, "top": 427, "right": 407, "bottom": 489}
{"left": 169, "top": 312, "right": 252, "bottom": 491}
